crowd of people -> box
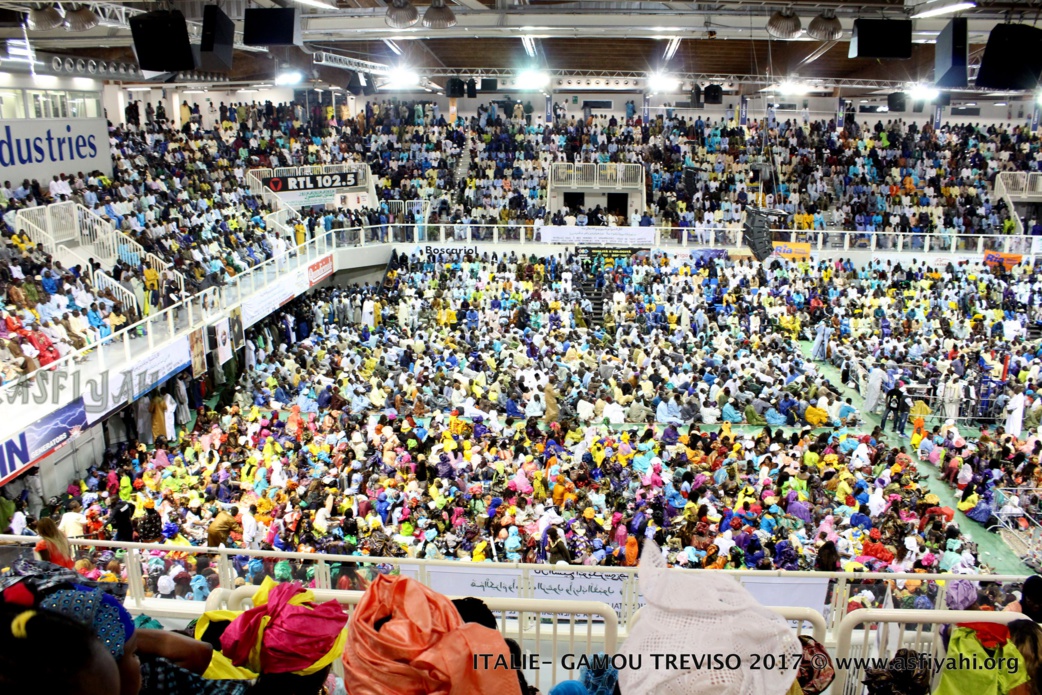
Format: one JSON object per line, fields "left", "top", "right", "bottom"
{"left": 2, "top": 244, "right": 1040, "bottom": 602}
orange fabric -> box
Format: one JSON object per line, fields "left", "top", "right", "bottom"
{"left": 342, "top": 575, "right": 521, "bottom": 695}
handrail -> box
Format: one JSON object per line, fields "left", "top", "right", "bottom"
{"left": 995, "top": 172, "right": 1025, "bottom": 235}
{"left": 832, "top": 608, "right": 1022, "bottom": 695}
{"left": 0, "top": 535, "right": 1026, "bottom": 633}
{"left": 76, "top": 204, "right": 187, "bottom": 293}
{"left": 14, "top": 207, "right": 55, "bottom": 254}
{"left": 0, "top": 229, "right": 334, "bottom": 415}
{"left": 350, "top": 222, "right": 1041, "bottom": 255}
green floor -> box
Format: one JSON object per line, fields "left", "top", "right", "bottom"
{"left": 795, "top": 343, "right": 1030, "bottom": 575}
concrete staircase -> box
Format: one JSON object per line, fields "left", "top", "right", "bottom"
{"left": 577, "top": 272, "right": 606, "bottom": 326}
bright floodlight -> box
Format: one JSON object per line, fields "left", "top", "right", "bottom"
{"left": 516, "top": 70, "right": 549, "bottom": 90}
{"left": 909, "top": 84, "right": 940, "bottom": 101}
{"left": 647, "top": 73, "right": 679, "bottom": 93}
{"left": 778, "top": 81, "right": 809, "bottom": 95}
{"left": 275, "top": 71, "right": 303, "bottom": 86}
{"left": 385, "top": 67, "right": 420, "bottom": 89}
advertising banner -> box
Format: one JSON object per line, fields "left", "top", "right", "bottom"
{"left": 308, "top": 254, "right": 334, "bottom": 286}
{"left": 984, "top": 250, "right": 1023, "bottom": 269}
{"left": 263, "top": 172, "right": 360, "bottom": 208}
{"left": 0, "top": 397, "right": 88, "bottom": 486}
{"left": 426, "top": 566, "right": 522, "bottom": 599}
{"left": 0, "top": 119, "right": 113, "bottom": 183}
{"left": 772, "top": 241, "right": 812, "bottom": 260}
{"left": 541, "top": 226, "right": 656, "bottom": 246}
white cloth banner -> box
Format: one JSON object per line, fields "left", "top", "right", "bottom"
{"left": 426, "top": 565, "right": 522, "bottom": 599}
{"left": 531, "top": 569, "right": 633, "bottom": 615}
{"left": 541, "top": 225, "right": 655, "bottom": 246}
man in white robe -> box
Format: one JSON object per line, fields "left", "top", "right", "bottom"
{"left": 863, "top": 366, "right": 885, "bottom": 413}
{"left": 1006, "top": 386, "right": 1026, "bottom": 439}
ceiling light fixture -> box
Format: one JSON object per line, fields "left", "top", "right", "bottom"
{"left": 766, "top": 9, "right": 802, "bottom": 40}
{"left": 422, "top": 0, "right": 456, "bottom": 29}
{"left": 383, "top": 67, "right": 419, "bottom": 89}
{"left": 26, "top": 3, "right": 63, "bottom": 31}
{"left": 662, "top": 37, "right": 681, "bottom": 62}
{"left": 806, "top": 10, "right": 842, "bottom": 41}
{"left": 291, "top": 0, "right": 337, "bottom": 9}
{"left": 778, "top": 80, "right": 810, "bottom": 95}
{"left": 647, "top": 73, "right": 679, "bottom": 93}
{"left": 63, "top": 4, "right": 98, "bottom": 31}
{"left": 521, "top": 35, "right": 537, "bottom": 58}
{"left": 385, "top": 0, "right": 418, "bottom": 29}
{"left": 910, "top": 84, "right": 940, "bottom": 101}
{"left": 275, "top": 70, "right": 303, "bottom": 85}
{"left": 516, "top": 69, "right": 549, "bottom": 90}
{"left": 910, "top": 2, "right": 975, "bottom": 18}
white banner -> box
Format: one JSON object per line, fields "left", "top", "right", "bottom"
{"left": 426, "top": 565, "right": 522, "bottom": 599}
{"left": 0, "top": 118, "right": 113, "bottom": 183}
{"left": 85, "top": 335, "right": 192, "bottom": 423}
{"left": 541, "top": 225, "right": 655, "bottom": 246}
{"left": 241, "top": 264, "right": 309, "bottom": 328}
{"left": 531, "top": 569, "right": 632, "bottom": 615}
{"left": 739, "top": 575, "right": 831, "bottom": 616}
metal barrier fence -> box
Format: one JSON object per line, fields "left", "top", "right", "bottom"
{"left": 550, "top": 162, "right": 645, "bottom": 189}
{"left": 338, "top": 222, "right": 1040, "bottom": 256}
{"left": 833, "top": 608, "right": 1023, "bottom": 695}
{"left": 0, "top": 535, "right": 1026, "bottom": 638}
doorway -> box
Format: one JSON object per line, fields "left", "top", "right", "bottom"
{"left": 563, "top": 192, "right": 585, "bottom": 211}
{"left": 607, "top": 193, "right": 629, "bottom": 218}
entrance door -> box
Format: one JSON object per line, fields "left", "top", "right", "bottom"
{"left": 563, "top": 192, "right": 585, "bottom": 211}
{"left": 607, "top": 193, "right": 629, "bottom": 218}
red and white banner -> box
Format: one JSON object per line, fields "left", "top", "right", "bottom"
{"left": 308, "top": 254, "right": 333, "bottom": 286}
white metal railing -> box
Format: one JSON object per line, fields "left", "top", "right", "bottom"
{"left": 14, "top": 206, "right": 55, "bottom": 253}
{"left": 46, "top": 200, "right": 79, "bottom": 245}
{"left": 74, "top": 204, "right": 186, "bottom": 292}
{"left": 550, "top": 162, "right": 645, "bottom": 189}
{"left": 0, "top": 535, "right": 1024, "bottom": 637}
{"left": 995, "top": 172, "right": 1026, "bottom": 235}
{"left": 833, "top": 608, "right": 1023, "bottom": 695}
{"left": 0, "top": 229, "right": 335, "bottom": 422}
{"left": 351, "top": 222, "right": 1042, "bottom": 256}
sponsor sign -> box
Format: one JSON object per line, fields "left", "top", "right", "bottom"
{"left": 0, "top": 119, "right": 112, "bottom": 182}
{"left": 984, "top": 250, "right": 1023, "bottom": 269}
{"left": 0, "top": 397, "right": 88, "bottom": 486}
{"left": 772, "top": 241, "right": 812, "bottom": 260}
{"left": 541, "top": 225, "right": 656, "bottom": 246}
{"left": 263, "top": 173, "right": 361, "bottom": 208}
{"left": 308, "top": 254, "right": 334, "bottom": 286}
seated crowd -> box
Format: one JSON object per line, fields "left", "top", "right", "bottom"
{"left": 2, "top": 248, "right": 1039, "bottom": 592}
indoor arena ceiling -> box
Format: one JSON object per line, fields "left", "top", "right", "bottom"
{"left": 0, "top": 0, "right": 1039, "bottom": 93}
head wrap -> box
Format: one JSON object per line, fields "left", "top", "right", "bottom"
{"left": 944, "top": 579, "right": 977, "bottom": 611}
{"left": 220, "top": 578, "right": 348, "bottom": 675}
{"left": 39, "top": 586, "right": 134, "bottom": 659}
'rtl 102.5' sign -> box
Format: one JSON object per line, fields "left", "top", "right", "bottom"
{"left": 262, "top": 172, "right": 358, "bottom": 192}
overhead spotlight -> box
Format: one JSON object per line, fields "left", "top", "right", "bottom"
{"left": 385, "top": 0, "right": 418, "bottom": 29}
{"left": 766, "top": 9, "right": 802, "bottom": 40}
{"left": 516, "top": 69, "right": 549, "bottom": 90}
{"left": 275, "top": 70, "right": 303, "bottom": 85}
{"left": 422, "top": 0, "right": 456, "bottom": 29}
{"left": 807, "top": 10, "right": 842, "bottom": 41}
{"left": 64, "top": 4, "right": 98, "bottom": 31}
{"left": 648, "top": 73, "right": 679, "bottom": 92}
{"left": 910, "top": 84, "right": 940, "bottom": 101}
{"left": 384, "top": 67, "right": 419, "bottom": 88}
{"left": 26, "top": 3, "right": 63, "bottom": 31}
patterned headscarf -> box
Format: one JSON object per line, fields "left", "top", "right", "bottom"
{"left": 39, "top": 586, "right": 134, "bottom": 659}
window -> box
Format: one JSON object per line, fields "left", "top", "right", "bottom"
{"left": 27, "top": 90, "right": 70, "bottom": 119}
{"left": 0, "top": 90, "right": 24, "bottom": 119}
{"left": 1, "top": 89, "right": 101, "bottom": 119}
{"left": 67, "top": 91, "right": 101, "bottom": 118}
